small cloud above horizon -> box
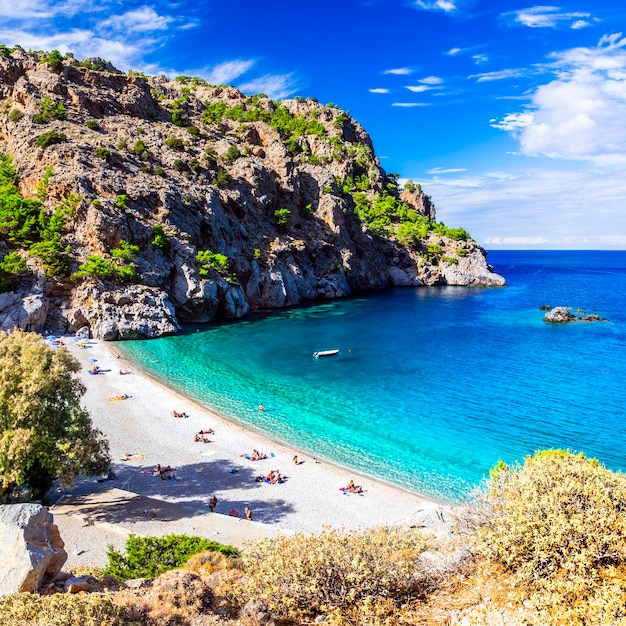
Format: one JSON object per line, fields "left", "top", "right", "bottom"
{"left": 384, "top": 67, "right": 413, "bottom": 75}
{"left": 503, "top": 6, "right": 597, "bottom": 29}
{"left": 427, "top": 167, "right": 468, "bottom": 174}
{"left": 369, "top": 87, "right": 390, "bottom": 93}
{"left": 203, "top": 59, "right": 256, "bottom": 85}
{"left": 414, "top": 0, "right": 456, "bottom": 13}
{"left": 392, "top": 102, "right": 430, "bottom": 107}
{"left": 238, "top": 73, "right": 298, "bottom": 100}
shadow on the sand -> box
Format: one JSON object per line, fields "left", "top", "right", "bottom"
{"left": 52, "top": 459, "right": 296, "bottom": 526}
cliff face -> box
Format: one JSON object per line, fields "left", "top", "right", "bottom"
{"left": 0, "top": 50, "right": 504, "bottom": 339}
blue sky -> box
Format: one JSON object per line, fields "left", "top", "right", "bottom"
{"left": 1, "top": 0, "right": 625, "bottom": 249}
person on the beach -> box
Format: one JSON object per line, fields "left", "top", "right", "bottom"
{"left": 245, "top": 507, "right": 252, "bottom": 521}
{"left": 293, "top": 455, "right": 299, "bottom": 464}
{"left": 258, "top": 403, "right": 264, "bottom": 411}
{"left": 209, "top": 495, "right": 217, "bottom": 512}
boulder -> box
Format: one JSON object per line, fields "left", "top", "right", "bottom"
{"left": 0, "top": 504, "right": 67, "bottom": 596}
{"left": 543, "top": 306, "right": 576, "bottom": 323}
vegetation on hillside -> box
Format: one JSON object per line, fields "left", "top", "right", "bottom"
{"left": 0, "top": 330, "right": 110, "bottom": 502}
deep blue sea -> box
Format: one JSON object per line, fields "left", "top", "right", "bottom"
{"left": 116, "top": 251, "right": 626, "bottom": 503}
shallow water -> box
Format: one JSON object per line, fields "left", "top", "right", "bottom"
{"left": 117, "top": 251, "right": 626, "bottom": 502}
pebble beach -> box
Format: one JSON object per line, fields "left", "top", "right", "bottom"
{"left": 51, "top": 336, "right": 446, "bottom": 567}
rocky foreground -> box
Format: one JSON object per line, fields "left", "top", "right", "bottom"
{"left": 0, "top": 48, "right": 504, "bottom": 339}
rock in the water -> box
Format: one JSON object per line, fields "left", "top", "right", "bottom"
{"left": 543, "top": 306, "right": 576, "bottom": 323}
{"left": 0, "top": 504, "right": 67, "bottom": 596}
{"left": 544, "top": 306, "right": 605, "bottom": 323}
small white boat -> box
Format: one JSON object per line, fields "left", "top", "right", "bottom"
{"left": 313, "top": 349, "right": 339, "bottom": 358}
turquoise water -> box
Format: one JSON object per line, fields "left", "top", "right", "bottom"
{"left": 117, "top": 251, "right": 626, "bottom": 502}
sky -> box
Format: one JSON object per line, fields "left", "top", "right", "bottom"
{"left": 1, "top": 1, "right": 625, "bottom": 249}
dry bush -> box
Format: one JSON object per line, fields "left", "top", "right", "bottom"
{"left": 470, "top": 449, "right": 626, "bottom": 623}
{"left": 0, "top": 591, "right": 126, "bottom": 626}
{"left": 238, "top": 526, "right": 432, "bottom": 623}
{"left": 184, "top": 550, "right": 237, "bottom": 576}
{"left": 120, "top": 569, "right": 213, "bottom": 626}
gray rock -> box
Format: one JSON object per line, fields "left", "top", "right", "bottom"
{"left": 0, "top": 504, "right": 67, "bottom": 596}
{"left": 64, "top": 576, "right": 89, "bottom": 593}
{"left": 544, "top": 306, "right": 575, "bottom": 323}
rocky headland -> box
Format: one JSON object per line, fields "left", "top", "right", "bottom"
{"left": 0, "top": 48, "right": 504, "bottom": 340}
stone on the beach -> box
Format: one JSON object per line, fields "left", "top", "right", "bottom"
{"left": 64, "top": 577, "right": 90, "bottom": 593}
{"left": 0, "top": 503, "right": 67, "bottom": 596}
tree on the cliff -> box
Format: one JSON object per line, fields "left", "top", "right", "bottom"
{"left": 0, "top": 330, "right": 110, "bottom": 502}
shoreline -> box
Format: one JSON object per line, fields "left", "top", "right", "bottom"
{"left": 109, "top": 342, "right": 451, "bottom": 509}
{"left": 52, "top": 335, "right": 449, "bottom": 566}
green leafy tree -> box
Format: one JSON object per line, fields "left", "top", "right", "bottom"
{"left": 151, "top": 224, "right": 170, "bottom": 254}
{"left": 196, "top": 250, "right": 229, "bottom": 276}
{"left": 35, "top": 131, "right": 67, "bottom": 149}
{"left": 104, "top": 534, "right": 238, "bottom": 580}
{"left": 274, "top": 208, "right": 291, "bottom": 226}
{"left": 0, "top": 330, "right": 110, "bottom": 502}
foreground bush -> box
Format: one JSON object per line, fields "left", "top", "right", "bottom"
{"left": 104, "top": 533, "right": 239, "bottom": 580}
{"left": 0, "top": 592, "right": 125, "bottom": 626}
{"left": 239, "top": 526, "right": 432, "bottom": 622}
{"left": 472, "top": 449, "right": 626, "bottom": 624}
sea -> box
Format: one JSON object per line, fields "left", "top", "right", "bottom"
{"left": 116, "top": 250, "right": 626, "bottom": 503}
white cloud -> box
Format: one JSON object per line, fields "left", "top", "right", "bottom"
{"left": 392, "top": 102, "right": 430, "bottom": 107}
{"left": 100, "top": 7, "right": 173, "bottom": 33}
{"left": 203, "top": 59, "right": 255, "bottom": 85}
{"left": 384, "top": 67, "right": 413, "bottom": 75}
{"left": 469, "top": 68, "right": 526, "bottom": 82}
{"left": 419, "top": 75, "right": 443, "bottom": 85}
{"left": 238, "top": 73, "right": 298, "bottom": 100}
{"left": 472, "top": 54, "right": 488, "bottom": 65}
{"left": 427, "top": 167, "right": 468, "bottom": 174}
{"left": 0, "top": 0, "right": 93, "bottom": 18}
{"left": 405, "top": 85, "right": 431, "bottom": 93}
{"left": 505, "top": 6, "right": 595, "bottom": 29}
{"left": 446, "top": 47, "right": 463, "bottom": 56}
{"left": 418, "top": 166, "right": 626, "bottom": 248}
{"left": 415, "top": 0, "right": 456, "bottom": 12}
{"left": 491, "top": 34, "right": 626, "bottom": 164}
{"left": 369, "top": 88, "right": 390, "bottom": 93}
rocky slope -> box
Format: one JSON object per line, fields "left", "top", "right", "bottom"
{"left": 0, "top": 48, "right": 504, "bottom": 339}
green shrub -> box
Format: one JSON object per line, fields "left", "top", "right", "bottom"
{"left": 424, "top": 244, "right": 442, "bottom": 262}
{"left": 173, "top": 158, "right": 186, "bottom": 172}
{"left": 323, "top": 185, "right": 333, "bottom": 194}
{"left": 252, "top": 248, "right": 261, "bottom": 260}
{"left": 186, "top": 124, "right": 200, "bottom": 137}
{"left": 132, "top": 139, "right": 147, "bottom": 156}
{"left": 441, "top": 255, "right": 458, "bottom": 264}
{"left": 274, "top": 208, "right": 291, "bottom": 226}
{"left": 85, "top": 119, "right": 100, "bottom": 130}
{"left": 94, "top": 147, "right": 110, "bottom": 160}
{"left": 171, "top": 108, "right": 188, "bottom": 127}
{"left": 457, "top": 248, "right": 469, "bottom": 257}
{"left": 115, "top": 194, "right": 129, "bottom": 209}
{"left": 0, "top": 251, "right": 27, "bottom": 275}
{"left": 35, "top": 131, "right": 67, "bottom": 149}
{"left": 301, "top": 203, "right": 312, "bottom": 217}
{"left": 240, "top": 527, "right": 430, "bottom": 622}
{"left": 116, "top": 139, "right": 128, "bottom": 150}
{"left": 196, "top": 250, "right": 230, "bottom": 276}
{"left": 104, "top": 533, "right": 238, "bottom": 580}
{"left": 8, "top": 109, "right": 23, "bottom": 122}
{"left": 72, "top": 254, "right": 118, "bottom": 281}
{"left": 211, "top": 167, "right": 231, "bottom": 189}
{"left": 151, "top": 224, "right": 170, "bottom": 253}
{"left": 153, "top": 166, "right": 165, "bottom": 177}
{"left": 223, "top": 145, "right": 241, "bottom": 162}
{"left": 165, "top": 137, "right": 185, "bottom": 150}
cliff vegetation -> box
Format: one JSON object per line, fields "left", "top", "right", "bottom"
{"left": 0, "top": 46, "right": 504, "bottom": 339}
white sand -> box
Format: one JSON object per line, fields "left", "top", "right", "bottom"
{"left": 51, "top": 335, "right": 446, "bottom": 566}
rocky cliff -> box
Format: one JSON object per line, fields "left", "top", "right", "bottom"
{"left": 0, "top": 48, "right": 504, "bottom": 339}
